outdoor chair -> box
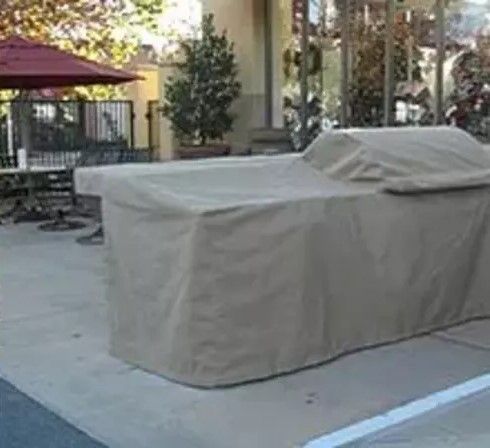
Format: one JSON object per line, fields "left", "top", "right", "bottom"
{"left": 36, "top": 169, "right": 86, "bottom": 231}
{"left": 0, "top": 154, "right": 17, "bottom": 168}
{"left": 74, "top": 145, "right": 153, "bottom": 244}
{"left": 0, "top": 155, "right": 19, "bottom": 223}
{"left": 36, "top": 142, "right": 152, "bottom": 232}
{"left": 35, "top": 142, "right": 131, "bottom": 232}
{"left": 0, "top": 169, "right": 53, "bottom": 224}
{"left": 0, "top": 174, "right": 21, "bottom": 224}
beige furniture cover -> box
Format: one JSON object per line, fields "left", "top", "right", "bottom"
{"left": 77, "top": 127, "right": 490, "bottom": 387}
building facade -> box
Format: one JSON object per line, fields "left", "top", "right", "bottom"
{"left": 201, "top": 0, "right": 489, "bottom": 148}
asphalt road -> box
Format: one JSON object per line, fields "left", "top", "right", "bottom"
{"left": 0, "top": 378, "right": 107, "bottom": 448}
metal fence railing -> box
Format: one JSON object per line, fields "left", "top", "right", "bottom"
{"left": 0, "top": 100, "right": 135, "bottom": 167}
{"left": 76, "top": 146, "right": 153, "bottom": 167}
{"left": 0, "top": 153, "right": 17, "bottom": 169}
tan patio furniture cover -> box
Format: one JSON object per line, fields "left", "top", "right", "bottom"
{"left": 90, "top": 127, "right": 490, "bottom": 387}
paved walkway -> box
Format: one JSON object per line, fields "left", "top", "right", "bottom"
{"left": 0, "top": 378, "right": 106, "bottom": 448}
{"left": 1, "top": 224, "right": 490, "bottom": 448}
{"left": 352, "top": 389, "right": 490, "bottom": 447}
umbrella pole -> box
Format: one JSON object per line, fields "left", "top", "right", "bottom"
{"left": 18, "top": 90, "right": 33, "bottom": 167}
{"left": 11, "top": 91, "right": 51, "bottom": 223}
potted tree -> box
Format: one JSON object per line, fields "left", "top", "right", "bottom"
{"left": 163, "top": 14, "right": 242, "bottom": 159}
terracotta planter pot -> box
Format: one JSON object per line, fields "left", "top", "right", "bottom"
{"left": 174, "top": 144, "right": 231, "bottom": 160}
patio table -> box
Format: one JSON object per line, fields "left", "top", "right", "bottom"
{"left": 0, "top": 166, "right": 67, "bottom": 175}
{"left": 0, "top": 166, "right": 69, "bottom": 222}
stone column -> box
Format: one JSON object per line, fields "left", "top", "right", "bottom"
{"left": 157, "top": 64, "right": 178, "bottom": 160}
{"left": 125, "top": 64, "right": 159, "bottom": 148}
{"left": 202, "top": 0, "right": 285, "bottom": 144}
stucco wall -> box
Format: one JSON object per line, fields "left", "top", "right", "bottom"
{"left": 126, "top": 65, "right": 159, "bottom": 148}
{"left": 202, "top": 0, "right": 285, "bottom": 145}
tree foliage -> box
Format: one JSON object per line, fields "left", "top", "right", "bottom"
{"left": 163, "top": 14, "right": 241, "bottom": 146}
{"left": 446, "top": 34, "right": 490, "bottom": 140}
{"left": 349, "top": 20, "right": 423, "bottom": 127}
{"left": 0, "top": 0, "right": 169, "bottom": 99}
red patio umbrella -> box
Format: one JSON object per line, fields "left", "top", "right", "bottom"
{"left": 0, "top": 36, "right": 140, "bottom": 89}
{"left": 0, "top": 36, "right": 141, "bottom": 228}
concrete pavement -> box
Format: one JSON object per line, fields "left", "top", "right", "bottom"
{"left": 351, "top": 389, "right": 490, "bottom": 447}
{"left": 1, "top": 223, "right": 490, "bottom": 448}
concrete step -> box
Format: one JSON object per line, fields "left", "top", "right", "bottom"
{"left": 249, "top": 127, "right": 294, "bottom": 154}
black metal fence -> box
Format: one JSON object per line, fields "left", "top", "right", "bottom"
{"left": 0, "top": 100, "right": 135, "bottom": 167}
{"left": 0, "top": 153, "right": 17, "bottom": 168}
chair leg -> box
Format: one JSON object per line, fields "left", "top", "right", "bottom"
{"left": 12, "top": 200, "right": 51, "bottom": 223}
{"left": 37, "top": 208, "right": 86, "bottom": 232}
{"left": 76, "top": 224, "right": 104, "bottom": 245}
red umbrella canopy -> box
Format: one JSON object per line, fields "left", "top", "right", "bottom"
{"left": 0, "top": 36, "right": 141, "bottom": 89}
